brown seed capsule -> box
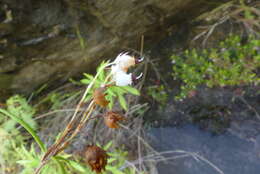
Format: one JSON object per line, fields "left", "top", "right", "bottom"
{"left": 93, "top": 87, "right": 109, "bottom": 107}
{"left": 85, "top": 145, "right": 108, "bottom": 173}
{"left": 104, "top": 111, "right": 125, "bottom": 129}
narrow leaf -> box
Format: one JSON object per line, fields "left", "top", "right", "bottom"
{"left": 122, "top": 86, "right": 140, "bottom": 96}
{"left": 118, "top": 95, "right": 127, "bottom": 110}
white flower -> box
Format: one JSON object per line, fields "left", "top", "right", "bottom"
{"left": 113, "top": 70, "right": 132, "bottom": 86}
{"left": 113, "top": 52, "right": 136, "bottom": 72}
{"left": 110, "top": 52, "right": 144, "bottom": 86}
{"left": 111, "top": 64, "right": 121, "bottom": 75}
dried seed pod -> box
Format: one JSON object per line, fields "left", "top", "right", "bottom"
{"left": 104, "top": 111, "right": 125, "bottom": 129}
{"left": 85, "top": 145, "right": 108, "bottom": 173}
{"left": 93, "top": 87, "right": 109, "bottom": 107}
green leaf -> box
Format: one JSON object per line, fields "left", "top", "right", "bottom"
{"left": 69, "top": 160, "right": 88, "bottom": 173}
{"left": 108, "top": 158, "right": 117, "bottom": 164}
{"left": 118, "top": 95, "right": 127, "bottom": 111}
{"left": 83, "top": 73, "right": 94, "bottom": 80}
{"left": 107, "top": 89, "right": 117, "bottom": 97}
{"left": 110, "top": 86, "right": 127, "bottom": 95}
{"left": 108, "top": 95, "right": 114, "bottom": 110}
{"left": 17, "top": 160, "right": 32, "bottom": 165}
{"left": 106, "top": 166, "right": 125, "bottom": 174}
{"left": 103, "top": 141, "right": 113, "bottom": 150}
{"left": 122, "top": 86, "right": 140, "bottom": 96}
{"left": 97, "top": 66, "right": 106, "bottom": 81}
{"left": 80, "top": 79, "right": 91, "bottom": 85}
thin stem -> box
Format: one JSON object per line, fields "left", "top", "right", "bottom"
{"left": 140, "top": 35, "right": 144, "bottom": 56}
{"left": 62, "top": 62, "right": 114, "bottom": 134}
{"left": 64, "top": 101, "right": 95, "bottom": 143}
{"left": 34, "top": 161, "right": 46, "bottom": 174}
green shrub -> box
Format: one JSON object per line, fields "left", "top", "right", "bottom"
{"left": 171, "top": 35, "right": 260, "bottom": 99}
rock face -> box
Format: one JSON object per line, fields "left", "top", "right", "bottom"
{"left": 0, "top": 0, "right": 229, "bottom": 96}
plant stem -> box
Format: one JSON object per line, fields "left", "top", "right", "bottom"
{"left": 36, "top": 62, "right": 115, "bottom": 173}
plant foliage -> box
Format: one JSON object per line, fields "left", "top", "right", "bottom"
{"left": 171, "top": 35, "right": 260, "bottom": 99}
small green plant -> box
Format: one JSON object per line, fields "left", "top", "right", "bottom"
{"left": 0, "top": 95, "right": 37, "bottom": 131}
{"left": 171, "top": 35, "right": 260, "bottom": 99}
{"left": 0, "top": 95, "right": 42, "bottom": 174}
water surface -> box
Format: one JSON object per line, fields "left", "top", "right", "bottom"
{"left": 149, "top": 124, "right": 260, "bottom": 174}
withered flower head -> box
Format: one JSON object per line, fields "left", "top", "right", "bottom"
{"left": 85, "top": 145, "right": 108, "bottom": 173}
{"left": 104, "top": 111, "right": 125, "bottom": 129}
{"left": 93, "top": 87, "right": 109, "bottom": 107}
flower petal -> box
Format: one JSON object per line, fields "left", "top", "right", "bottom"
{"left": 114, "top": 71, "right": 132, "bottom": 86}
{"left": 114, "top": 52, "right": 135, "bottom": 72}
